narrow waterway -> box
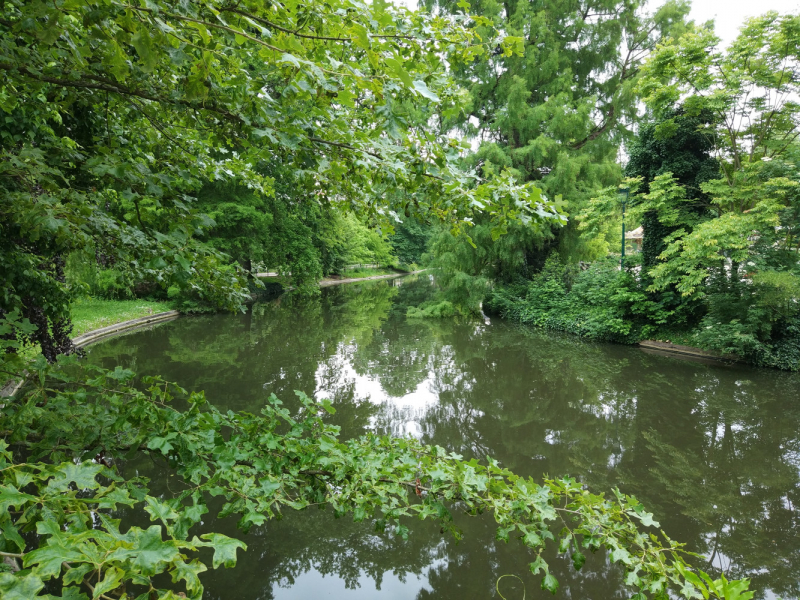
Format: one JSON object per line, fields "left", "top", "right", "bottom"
{"left": 87, "top": 276, "right": 800, "bottom": 600}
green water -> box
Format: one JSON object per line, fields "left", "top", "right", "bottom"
{"left": 87, "top": 276, "right": 800, "bottom": 600}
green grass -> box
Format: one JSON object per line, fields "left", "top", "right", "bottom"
{"left": 70, "top": 297, "right": 175, "bottom": 336}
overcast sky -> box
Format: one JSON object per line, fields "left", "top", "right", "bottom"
{"left": 689, "top": 0, "right": 799, "bottom": 47}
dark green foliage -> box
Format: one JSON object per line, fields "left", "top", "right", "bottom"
{"left": 195, "top": 181, "right": 274, "bottom": 271}
{"left": 625, "top": 108, "right": 719, "bottom": 199}
{"left": 485, "top": 256, "right": 676, "bottom": 342}
{"left": 691, "top": 270, "right": 800, "bottom": 370}
{"left": 420, "top": 219, "right": 555, "bottom": 315}
{"left": 390, "top": 220, "right": 432, "bottom": 266}
{"left": 625, "top": 107, "right": 719, "bottom": 274}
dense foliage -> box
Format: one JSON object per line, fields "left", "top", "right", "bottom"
{"left": 425, "top": 0, "right": 692, "bottom": 256}
{"left": 485, "top": 13, "right": 800, "bottom": 370}
{"left": 1, "top": 0, "right": 561, "bottom": 350}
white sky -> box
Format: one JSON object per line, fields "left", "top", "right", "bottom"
{"left": 689, "top": 0, "right": 799, "bottom": 47}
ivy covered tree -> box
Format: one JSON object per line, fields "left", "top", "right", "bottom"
{"left": 624, "top": 107, "right": 719, "bottom": 276}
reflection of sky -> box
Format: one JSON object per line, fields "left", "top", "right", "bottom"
{"left": 272, "top": 568, "right": 431, "bottom": 600}
{"left": 313, "top": 340, "right": 445, "bottom": 437}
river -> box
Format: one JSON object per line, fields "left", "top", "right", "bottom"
{"left": 86, "top": 276, "right": 800, "bottom": 600}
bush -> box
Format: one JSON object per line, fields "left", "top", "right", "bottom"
{"left": 693, "top": 314, "right": 800, "bottom": 371}
{"left": 486, "top": 257, "right": 638, "bottom": 342}
{"left": 486, "top": 255, "right": 693, "bottom": 343}
{"left": 94, "top": 268, "right": 134, "bottom": 299}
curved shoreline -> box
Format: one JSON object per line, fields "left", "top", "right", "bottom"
{"left": 72, "top": 271, "right": 424, "bottom": 347}
{"left": 72, "top": 310, "right": 181, "bottom": 349}
{"left": 2, "top": 271, "right": 426, "bottom": 398}
{"left": 1, "top": 312, "right": 180, "bottom": 399}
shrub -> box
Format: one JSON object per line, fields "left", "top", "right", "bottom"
{"left": 93, "top": 268, "right": 134, "bottom": 299}
{"left": 486, "top": 256, "right": 677, "bottom": 343}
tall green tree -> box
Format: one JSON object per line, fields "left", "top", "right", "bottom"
{"left": 637, "top": 13, "right": 800, "bottom": 296}
{"left": 425, "top": 0, "right": 692, "bottom": 256}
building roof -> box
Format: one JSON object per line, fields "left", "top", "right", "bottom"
{"left": 625, "top": 226, "right": 643, "bottom": 241}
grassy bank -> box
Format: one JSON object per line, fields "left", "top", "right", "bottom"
{"left": 70, "top": 298, "right": 175, "bottom": 336}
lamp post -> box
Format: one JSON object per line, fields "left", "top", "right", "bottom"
{"left": 619, "top": 187, "right": 629, "bottom": 269}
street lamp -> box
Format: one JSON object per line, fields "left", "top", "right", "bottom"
{"left": 619, "top": 186, "right": 629, "bottom": 269}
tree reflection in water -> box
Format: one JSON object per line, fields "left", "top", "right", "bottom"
{"left": 89, "top": 277, "right": 800, "bottom": 599}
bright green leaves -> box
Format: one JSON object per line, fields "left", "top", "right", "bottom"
{"left": 0, "top": 573, "right": 45, "bottom": 600}
{"left": 528, "top": 555, "right": 558, "bottom": 594}
{"left": 350, "top": 23, "right": 371, "bottom": 49}
{"left": 110, "top": 526, "right": 181, "bottom": 576}
{"left": 171, "top": 558, "right": 207, "bottom": 595}
{"left": 0, "top": 484, "right": 37, "bottom": 512}
{"left": 0, "top": 438, "right": 223, "bottom": 599}
{"left": 639, "top": 13, "right": 800, "bottom": 168}
{"left": 542, "top": 573, "right": 560, "bottom": 594}
{"left": 93, "top": 566, "right": 125, "bottom": 598}
{"left": 199, "top": 533, "right": 247, "bottom": 569}
{"left": 675, "top": 563, "right": 755, "bottom": 600}
{"left": 47, "top": 463, "right": 103, "bottom": 492}
{"left": 412, "top": 80, "right": 440, "bottom": 103}
{"left": 25, "top": 544, "right": 83, "bottom": 579}
{"left": 385, "top": 57, "right": 413, "bottom": 88}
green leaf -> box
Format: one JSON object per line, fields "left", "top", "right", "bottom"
{"left": 385, "top": 58, "right": 413, "bottom": 88}
{"left": 147, "top": 434, "right": 176, "bottom": 455}
{"left": 93, "top": 567, "right": 124, "bottom": 598}
{"left": 199, "top": 533, "right": 247, "bottom": 569}
{"left": 571, "top": 551, "right": 586, "bottom": 570}
{"left": 529, "top": 556, "right": 547, "bottom": 575}
{"left": 1, "top": 521, "right": 26, "bottom": 552}
{"left": 611, "top": 547, "right": 633, "bottom": 565}
{"left": 131, "top": 29, "right": 158, "bottom": 72}
{"left": 144, "top": 496, "right": 180, "bottom": 525}
{"left": 171, "top": 558, "right": 207, "bottom": 595}
{"left": 523, "top": 529, "right": 541, "bottom": 547}
{"left": 48, "top": 463, "right": 103, "bottom": 492}
{"left": 542, "top": 573, "right": 559, "bottom": 594}
{"left": 0, "top": 572, "right": 45, "bottom": 600}
{"left": 351, "top": 23, "right": 370, "bottom": 48}
{"left": 49, "top": 586, "right": 90, "bottom": 599}
{"left": 0, "top": 485, "right": 37, "bottom": 511}
{"left": 24, "top": 545, "right": 81, "bottom": 579}
{"left": 412, "top": 80, "right": 440, "bottom": 103}
{"left": 109, "top": 526, "right": 180, "bottom": 576}
{"left": 63, "top": 564, "right": 93, "bottom": 587}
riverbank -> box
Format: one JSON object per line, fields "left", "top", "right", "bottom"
{"left": 70, "top": 297, "right": 176, "bottom": 337}
{"left": 320, "top": 270, "right": 424, "bottom": 287}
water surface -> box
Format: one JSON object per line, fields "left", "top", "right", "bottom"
{"left": 88, "top": 277, "right": 800, "bottom": 600}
